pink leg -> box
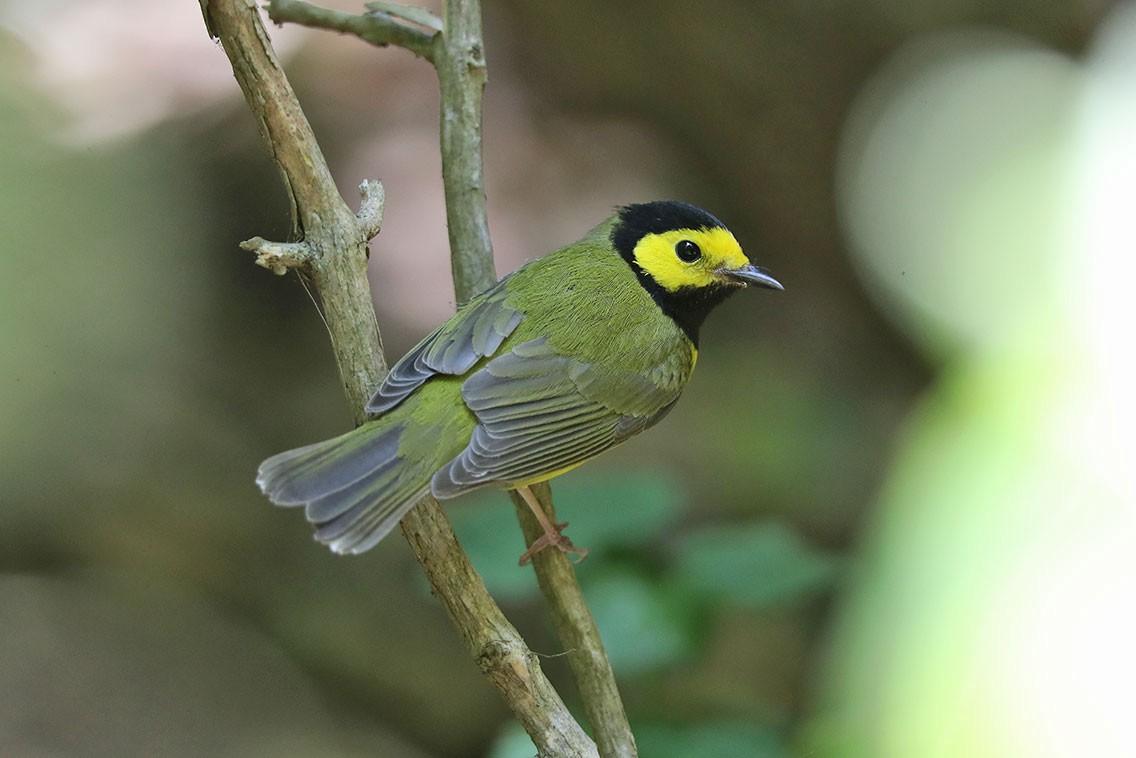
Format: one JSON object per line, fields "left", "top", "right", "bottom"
{"left": 515, "top": 485, "right": 589, "bottom": 566}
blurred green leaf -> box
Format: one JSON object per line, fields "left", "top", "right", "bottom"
{"left": 635, "top": 721, "right": 787, "bottom": 758}
{"left": 486, "top": 722, "right": 537, "bottom": 758}
{"left": 671, "top": 521, "right": 840, "bottom": 609}
{"left": 444, "top": 495, "right": 543, "bottom": 603}
{"left": 490, "top": 718, "right": 786, "bottom": 758}
{"left": 545, "top": 468, "right": 685, "bottom": 551}
{"left": 586, "top": 566, "right": 697, "bottom": 674}
{"left": 447, "top": 468, "right": 685, "bottom": 601}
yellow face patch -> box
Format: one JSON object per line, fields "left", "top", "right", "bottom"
{"left": 632, "top": 227, "right": 750, "bottom": 292}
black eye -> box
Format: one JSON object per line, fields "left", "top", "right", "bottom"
{"left": 675, "top": 239, "right": 701, "bottom": 262}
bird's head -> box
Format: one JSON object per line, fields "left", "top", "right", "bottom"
{"left": 611, "top": 200, "right": 782, "bottom": 343}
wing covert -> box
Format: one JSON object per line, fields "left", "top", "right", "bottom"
{"left": 430, "top": 337, "right": 684, "bottom": 497}
{"left": 366, "top": 278, "right": 523, "bottom": 414}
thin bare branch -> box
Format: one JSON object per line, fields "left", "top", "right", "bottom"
{"left": 201, "top": 1, "right": 601, "bottom": 755}
{"left": 512, "top": 484, "right": 638, "bottom": 757}
{"left": 200, "top": 0, "right": 384, "bottom": 414}
{"left": 435, "top": 0, "right": 496, "bottom": 300}
{"left": 399, "top": 495, "right": 597, "bottom": 756}
{"left": 431, "top": 0, "right": 637, "bottom": 753}
{"left": 365, "top": 1, "right": 444, "bottom": 32}
{"left": 267, "top": 0, "right": 437, "bottom": 61}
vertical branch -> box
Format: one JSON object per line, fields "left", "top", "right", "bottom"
{"left": 432, "top": 2, "right": 637, "bottom": 754}
{"left": 512, "top": 485, "right": 638, "bottom": 758}
{"left": 436, "top": 0, "right": 497, "bottom": 300}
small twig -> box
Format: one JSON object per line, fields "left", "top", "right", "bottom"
{"left": 240, "top": 236, "right": 312, "bottom": 274}
{"left": 356, "top": 179, "right": 386, "bottom": 240}
{"left": 364, "top": 1, "right": 444, "bottom": 32}
{"left": 267, "top": 0, "right": 437, "bottom": 61}
{"left": 244, "top": 181, "right": 384, "bottom": 274}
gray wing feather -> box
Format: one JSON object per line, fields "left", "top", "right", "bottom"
{"left": 366, "top": 285, "right": 523, "bottom": 414}
{"left": 430, "top": 337, "right": 680, "bottom": 498}
{"left": 257, "top": 420, "right": 434, "bottom": 554}
{"left": 258, "top": 424, "right": 402, "bottom": 506}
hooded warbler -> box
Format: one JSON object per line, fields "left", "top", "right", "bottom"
{"left": 258, "top": 200, "right": 782, "bottom": 563}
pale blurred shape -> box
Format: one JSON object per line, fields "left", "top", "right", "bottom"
{"left": 837, "top": 30, "right": 1080, "bottom": 359}
{"left": 993, "top": 521, "right": 1136, "bottom": 758}
{"left": 1018, "top": 8, "right": 1136, "bottom": 751}
{"left": 1066, "top": 2, "right": 1136, "bottom": 508}
{"left": 0, "top": 0, "right": 323, "bottom": 142}
{"left": 356, "top": 104, "right": 679, "bottom": 345}
{"left": 0, "top": 0, "right": 676, "bottom": 340}
{"left": 812, "top": 9, "right": 1136, "bottom": 757}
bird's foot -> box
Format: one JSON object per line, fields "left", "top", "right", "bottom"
{"left": 518, "top": 521, "right": 589, "bottom": 566}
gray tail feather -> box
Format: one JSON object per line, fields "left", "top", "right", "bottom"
{"left": 257, "top": 422, "right": 430, "bottom": 554}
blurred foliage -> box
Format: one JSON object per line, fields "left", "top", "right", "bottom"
{"left": 448, "top": 470, "right": 684, "bottom": 602}
{"left": 493, "top": 719, "right": 787, "bottom": 758}
{"left": 452, "top": 470, "right": 838, "bottom": 687}
{"left": 803, "top": 7, "right": 1136, "bottom": 756}
{"left": 671, "top": 522, "right": 841, "bottom": 611}
{"left": 2, "top": 0, "right": 1128, "bottom": 756}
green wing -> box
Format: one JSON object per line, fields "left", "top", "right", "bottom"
{"left": 367, "top": 277, "right": 523, "bottom": 414}
{"left": 430, "top": 337, "right": 683, "bottom": 497}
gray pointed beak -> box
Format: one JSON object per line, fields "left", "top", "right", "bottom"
{"left": 720, "top": 263, "right": 784, "bottom": 290}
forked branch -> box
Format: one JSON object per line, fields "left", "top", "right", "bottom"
{"left": 202, "top": 0, "right": 634, "bottom": 754}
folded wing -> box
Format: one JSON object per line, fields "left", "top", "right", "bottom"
{"left": 367, "top": 278, "right": 524, "bottom": 414}
{"left": 431, "top": 338, "right": 681, "bottom": 497}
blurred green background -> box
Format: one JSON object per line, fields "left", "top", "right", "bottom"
{"left": 2, "top": 1, "right": 1134, "bottom": 756}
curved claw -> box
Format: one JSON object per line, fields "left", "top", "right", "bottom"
{"left": 518, "top": 521, "right": 590, "bottom": 566}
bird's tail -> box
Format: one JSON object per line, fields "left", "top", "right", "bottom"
{"left": 257, "top": 420, "right": 431, "bottom": 554}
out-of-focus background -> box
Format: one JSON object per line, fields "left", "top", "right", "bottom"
{"left": 2, "top": 1, "right": 1134, "bottom": 755}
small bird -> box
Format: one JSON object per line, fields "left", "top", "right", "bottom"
{"left": 258, "top": 201, "right": 782, "bottom": 563}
